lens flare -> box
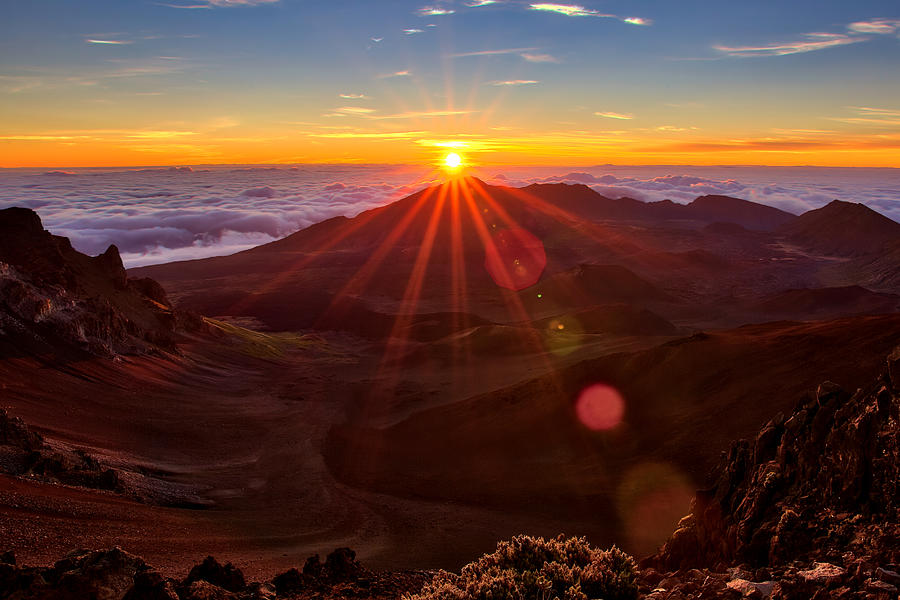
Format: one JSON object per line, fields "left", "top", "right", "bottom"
{"left": 575, "top": 383, "right": 625, "bottom": 431}
{"left": 483, "top": 227, "right": 547, "bottom": 290}
{"left": 445, "top": 152, "right": 462, "bottom": 169}
{"left": 545, "top": 315, "right": 583, "bottom": 356}
{"left": 616, "top": 463, "right": 694, "bottom": 555}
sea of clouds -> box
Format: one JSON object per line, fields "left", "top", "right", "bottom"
{"left": 0, "top": 164, "right": 898, "bottom": 267}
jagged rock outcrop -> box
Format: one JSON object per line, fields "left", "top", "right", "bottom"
{"left": 0, "top": 548, "right": 154, "bottom": 600}
{"left": 183, "top": 557, "right": 246, "bottom": 594}
{"left": 0, "top": 547, "right": 432, "bottom": 600}
{"left": 644, "top": 347, "right": 900, "bottom": 599}
{"left": 0, "top": 409, "right": 213, "bottom": 507}
{"left": 0, "top": 207, "right": 202, "bottom": 357}
{"left": 0, "top": 409, "right": 119, "bottom": 491}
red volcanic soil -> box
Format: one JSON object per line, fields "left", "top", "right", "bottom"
{"left": 6, "top": 312, "right": 898, "bottom": 575}
{"left": 0, "top": 474, "right": 218, "bottom": 576}
{"left": 0, "top": 325, "right": 668, "bottom": 577}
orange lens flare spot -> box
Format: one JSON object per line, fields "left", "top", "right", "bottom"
{"left": 575, "top": 384, "right": 625, "bottom": 431}
{"left": 483, "top": 227, "right": 547, "bottom": 291}
{"left": 616, "top": 463, "right": 694, "bottom": 555}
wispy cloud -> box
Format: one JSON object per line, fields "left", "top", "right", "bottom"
{"left": 528, "top": 4, "right": 650, "bottom": 26}
{"left": 322, "top": 108, "right": 475, "bottom": 120}
{"left": 339, "top": 93, "right": 369, "bottom": 99}
{"left": 371, "top": 110, "right": 475, "bottom": 119}
{"left": 377, "top": 70, "right": 411, "bottom": 78}
{"left": 370, "top": 37, "right": 384, "bottom": 43}
{"left": 416, "top": 139, "right": 474, "bottom": 148}
{"left": 465, "top": 0, "right": 498, "bottom": 6}
{"left": 86, "top": 39, "right": 132, "bottom": 45}
{"left": 450, "top": 47, "right": 537, "bottom": 58}
{"left": 204, "top": 0, "right": 279, "bottom": 5}
{"left": 714, "top": 32, "right": 864, "bottom": 57}
{"left": 529, "top": 3, "right": 608, "bottom": 17}
{"left": 417, "top": 6, "right": 455, "bottom": 16}
{"left": 828, "top": 106, "right": 900, "bottom": 125}
{"left": 521, "top": 52, "right": 560, "bottom": 63}
{"left": 848, "top": 18, "right": 900, "bottom": 34}
{"left": 449, "top": 47, "right": 561, "bottom": 63}
{"left": 322, "top": 106, "right": 377, "bottom": 117}
{"left": 155, "top": 3, "right": 212, "bottom": 8}
{"left": 0, "top": 75, "right": 59, "bottom": 94}
{"left": 161, "top": 0, "right": 277, "bottom": 5}
{"left": 595, "top": 111, "right": 633, "bottom": 120}
{"left": 851, "top": 106, "right": 900, "bottom": 118}
{"left": 643, "top": 134, "right": 900, "bottom": 153}
{"left": 0, "top": 129, "right": 197, "bottom": 142}
{"left": 489, "top": 79, "right": 539, "bottom": 86}
{"left": 0, "top": 59, "right": 186, "bottom": 93}
{"left": 0, "top": 135, "right": 80, "bottom": 141}
{"left": 404, "top": 28, "right": 425, "bottom": 35}
{"left": 309, "top": 131, "right": 426, "bottom": 139}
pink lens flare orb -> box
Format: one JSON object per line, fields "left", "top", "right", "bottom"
{"left": 483, "top": 227, "right": 547, "bottom": 291}
{"left": 575, "top": 383, "right": 625, "bottom": 431}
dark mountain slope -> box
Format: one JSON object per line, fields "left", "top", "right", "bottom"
{"left": 127, "top": 182, "right": 900, "bottom": 335}
{"left": 748, "top": 285, "right": 900, "bottom": 320}
{"left": 519, "top": 263, "right": 674, "bottom": 317}
{"left": 779, "top": 199, "right": 900, "bottom": 257}
{"left": 520, "top": 185, "right": 795, "bottom": 230}
{"left": 683, "top": 194, "right": 795, "bottom": 231}
{"left": 324, "top": 314, "right": 900, "bottom": 551}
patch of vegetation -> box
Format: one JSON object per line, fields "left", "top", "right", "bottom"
{"left": 204, "top": 318, "right": 316, "bottom": 359}
{"left": 406, "top": 535, "right": 638, "bottom": 600}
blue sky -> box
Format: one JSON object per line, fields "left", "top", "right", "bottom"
{"left": 2, "top": 0, "right": 899, "bottom": 166}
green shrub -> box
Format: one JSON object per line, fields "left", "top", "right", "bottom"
{"left": 406, "top": 535, "right": 638, "bottom": 600}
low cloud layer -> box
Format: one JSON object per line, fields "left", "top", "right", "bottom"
{"left": 0, "top": 165, "right": 897, "bottom": 267}
{"left": 0, "top": 165, "right": 432, "bottom": 267}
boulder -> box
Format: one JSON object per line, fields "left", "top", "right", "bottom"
{"left": 52, "top": 547, "right": 148, "bottom": 600}
{"left": 798, "top": 563, "right": 846, "bottom": 586}
{"left": 122, "top": 570, "right": 179, "bottom": 600}
{"left": 184, "top": 556, "right": 246, "bottom": 593}
{"left": 726, "top": 578, "right": 775, "bottom": 598}
{"left": 181, "top": 580, "right": 237, "bottom": 600}
{"left": 324, "top": 547, "right": 365, "bottom": 581}
{"left": 272, "top": 567, "right": 307, "bottom": 596}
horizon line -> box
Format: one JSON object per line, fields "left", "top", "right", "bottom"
{"left": 2, "top": 162, "right": 899, "bottom": 170}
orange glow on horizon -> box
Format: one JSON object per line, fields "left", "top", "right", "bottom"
{"left": 2, "top": 127, "right": 899, "bottom": 168}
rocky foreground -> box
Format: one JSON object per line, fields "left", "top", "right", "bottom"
{"left": 3, "top": 348, "right": 900, "bottom": 599}
{"left": 0, "top": 547, "right": 433, "bottom": 600}
{"left": 638, "top": 347, "right": 900, "bottom": 600}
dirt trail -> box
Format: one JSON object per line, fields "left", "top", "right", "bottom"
{"left": 1, "top": 330, "right": 619, "bottom": 578}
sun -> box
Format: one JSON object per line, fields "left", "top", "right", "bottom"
{"left": 444, "top": 152, "right": 463, "bottom": 169}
